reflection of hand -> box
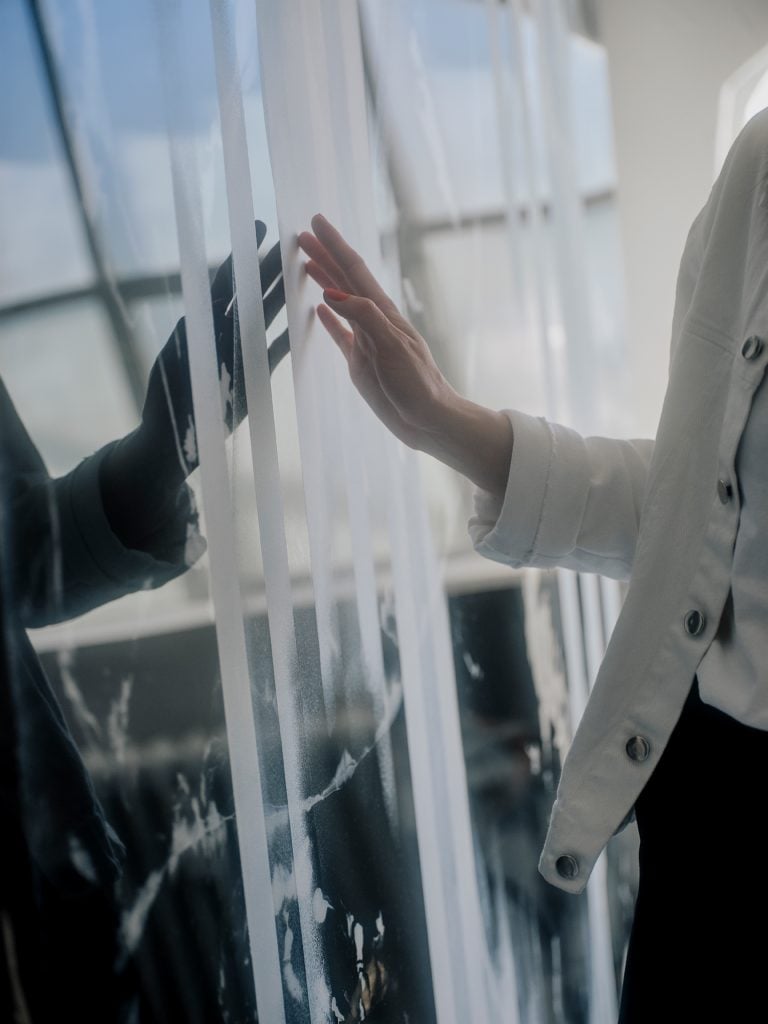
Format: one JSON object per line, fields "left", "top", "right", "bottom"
{"left": 298, "top": 214, "right": 458, "bottom": 449}
{"left": 101, "top": 220, "right": 286, "bottom": 555}
{"left": 141, "top": 218, "right": 287, "bottom": 474}
{"left": 299, "top": 214, "right": 514, "bottom": 496}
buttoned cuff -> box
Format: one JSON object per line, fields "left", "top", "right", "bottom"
{"left": 468, "top": 409, "right": 594, "bottom": 569}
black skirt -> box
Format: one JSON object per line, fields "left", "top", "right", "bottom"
{"left": 618, "top": 675, "right": 768, "bottom": 1022}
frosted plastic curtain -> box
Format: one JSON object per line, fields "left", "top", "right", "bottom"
{"left": 484, "top": 3, "right": 621, "bottom": 1019}
{"left": 1, "top": 0, "right": 633, "bottom": 1020}
{"left": 181, "top": 0, "right": 620, "bottom": 1018}
{"left": 157, "top": 0, "right": 498, "bottom": 1019}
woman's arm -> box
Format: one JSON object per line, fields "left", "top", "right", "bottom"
{"left": 298, "top": 214, "right": 655, "bottom": 580}
{"left": 2, "top": 221, "right": 287, "bottom": 628}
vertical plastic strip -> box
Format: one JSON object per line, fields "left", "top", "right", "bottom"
{"left": 253, "top": 0, "right": 343, "bottom": 742}
{"left": 348, "top": 9, "right": 493, "bottom": 1014}
{"left": 531, "top": 0, "right": 597, "bottom": 430}
{"left": 578, "top": 572, "right": 619, "bottom": 1021}
{"left": 379, "top": 432, "right": 472, "bottom": 1024}
{"left": 351, "top": 35, "right": 495, "bottom": 1018}
{"left": 152, "top": 3, "right": 285, "bottom": 1021}
{"left": 486, "top": 0, "right": 554, "bottom": 418}
{"left": 600, "top": 575, "right": 625, "bottom": 643}
{"left": 254, "top": 1, "right": 491, "bottom": 1019}
{"left": 505, "top": 0, "right": 561, "bottom": 423}
{"left": 307, "top": 0, "right": 399, "bottom": 832}
{"left": 580, "top": 572, "right": 606, "bottom": 689}
{"left": 557, "top": 568, "right": 618, "bottom": 1023}
{"left": 207, "top": 0, "right": 326, "bottom": 1014}
{"left": 504, "top": 0, "right": 617, "bottom": 1012}
{"left": 402, "top": 445, "right": 504, "bottom": 1022}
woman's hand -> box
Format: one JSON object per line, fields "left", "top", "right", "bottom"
{"left": 298, "top": 214, "right": 458, "bottom": 449}
{"left": 298, "top": 214, "right": 514, "bottom": 495}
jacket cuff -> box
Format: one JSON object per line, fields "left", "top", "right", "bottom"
{"left": 468, "top": 409, "right": 592, "bottom": 568}
{"left": 66, "top": 442, "right": 204, "bottom": 591}
{"left": 468, "top": 409, "right": 553, "bottom": 566}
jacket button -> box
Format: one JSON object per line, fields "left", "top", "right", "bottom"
{"left": 555, "top": 854, "right": 579, "bottom": 880}
{"left": 626, "top": 735, "right": 651, "bottom": 762}
{"left": 684, "top": 609, "right": 706, "bottom": 636}
{"left": 717, "top": 478, "right": 733, "bottom": 504}
{"left": 741, "top": 335, "right": 764, "bottom": 360}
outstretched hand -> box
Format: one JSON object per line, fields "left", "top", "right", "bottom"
{"left": 100, "top": 219, "right": 288, "bottom": 555}
{"left": 140, "top": 219, "right": 286, "bottom": 471}
{"left": 298, "top": 214, "right": 456, "bottom": 449}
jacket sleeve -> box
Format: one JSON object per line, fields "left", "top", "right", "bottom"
{"left": 1, "top": 379, "right": 204, "bottom": 629}
{"left": 468, "top": 408, "right": 656, "bottom": 580}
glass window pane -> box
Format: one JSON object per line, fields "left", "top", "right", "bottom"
{"left": 0, "top": 0, "right": 94, "bottom": 304}
{"left": 0, "top": 299, "right": 137, "bottom": 475}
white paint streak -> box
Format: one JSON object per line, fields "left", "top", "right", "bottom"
{"left": 1, "top": 911, "right": 33, "bottom": 1024}
{"left": 68, "top": 834, "right": 98, "bottom": 883}
{"left": 489, "top": 828, "right": 521, "bottom": 1021}
{"left": 312, "top": 888, "right": 333, "bottom": 924}
{"left": 106, "top": 675, "right": 132, "bottom": 766}
{"left": 354, "top": 921, "right": 364, "bottom": 965}
{"left": 313, "top": 976, "right": 333, "bottom": 1021}
{"left": 120, "top": 772, "right": 232, "bottom": 954}
{"left": 219, "top": 359, "right": 233, "bottom": 422}
{"left": 121, "top": 867, "right": 165, "bottom": 955}
{"left": 57, "top": 649, "right": 102, "bottom": 744}
{"left": 302, "top": 681, "right": 403, "bottom": 815}
{"left": 183, "top": 415, "right": 198, "bottom": 466}
{"left": 271, "top": 863, "right": 297, "bottom": 915}
{"left": 282, "top": 910, "right": 294, "bottom": 962}
{"left": 283, "top": 961, "right": 304, "bottom": 1004}
{"left": 521, "top": 571, "right": 571, "bottom": 764}
{"left": 462, "top": 650, "right": 485, "bottom": 681}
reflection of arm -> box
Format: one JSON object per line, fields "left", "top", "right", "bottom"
{"left": 468, "top": 409, "right": 655, "bottom": 581}
{"left": 0, "top": 378, "right": 202, "bottom": 629}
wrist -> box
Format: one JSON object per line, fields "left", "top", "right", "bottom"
{"left": 100, "top": 428, "right": 188, "bottom": 551}
{"left": 418, "top": 394, "right": 514, "bottom": 495}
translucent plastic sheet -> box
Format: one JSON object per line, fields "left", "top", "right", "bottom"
{"left": 7, "top": 0, "right": 761, "bottom": 1020}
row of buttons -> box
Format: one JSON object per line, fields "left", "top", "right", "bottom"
{"left": 556, "top": 602, "right": 712, "bottom": 879}
{"left": 555, "top": 345, "right": 764, "bottom": 883}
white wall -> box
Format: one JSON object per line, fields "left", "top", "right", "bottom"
{"left": 595, "top": 0, "right": 768, "bottom": 435}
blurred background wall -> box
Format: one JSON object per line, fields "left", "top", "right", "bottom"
{"left": 594, "top": 0, "right": 768, "bottom": 434}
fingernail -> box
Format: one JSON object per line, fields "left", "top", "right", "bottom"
{"left": 324, "top": 288, "right": 349, "bottom": 302}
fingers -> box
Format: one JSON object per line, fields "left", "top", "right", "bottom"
{"left": 317, "top": 304, "right": 354, "bottom": 362}
{"left": 297, "top": 230, "right": 348, "bottom": 291}
{"left": 322, "top": 289, "right": 396, "bottom": 351}
{"left": 310, "top": 213, "right": 399, "bottom": 317}
{"left": 303, "top": 258, "right": 336, "bottom": 291}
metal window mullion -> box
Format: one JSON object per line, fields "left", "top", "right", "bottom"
{"left": 26, "top": 0, "right": 145, "bottom": 409}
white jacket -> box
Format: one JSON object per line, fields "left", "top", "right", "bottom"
{"left": 468, "top": 107, "right": 768, "bottom": 893}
